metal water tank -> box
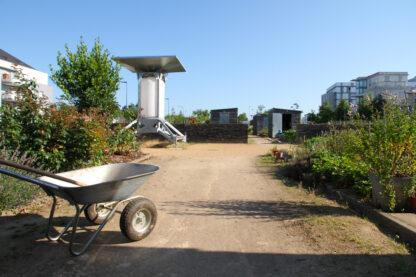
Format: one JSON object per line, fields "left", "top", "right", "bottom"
{"left": 140, "top": 76, "right": 166, "bottom": 119}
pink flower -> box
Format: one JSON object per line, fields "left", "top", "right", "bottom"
{"left": 81, "top": 114, "right": 91, "bottom": 121}
{"left": 105, "top": 149, "right": 109, "bottom": 153}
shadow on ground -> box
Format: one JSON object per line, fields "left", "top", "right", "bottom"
{"left": 1, "top": 244, "right": 414, "bottom": 277}
{"left": 159, "top": 200, "right": 351, "bottom": 221}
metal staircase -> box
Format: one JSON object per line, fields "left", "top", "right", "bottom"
{"left": 136, "top": 118, "right": 186, "bottom": 146}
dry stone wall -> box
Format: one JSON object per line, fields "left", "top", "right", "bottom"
{"left": 174, "top": 124, "right": 248, "bottom": 143}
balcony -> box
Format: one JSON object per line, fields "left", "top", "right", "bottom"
{"left": 1, "top": 91, "right": 17, "bottom": 102}
{"left": 1, "top": 78, "right": 20, "bottom": 87}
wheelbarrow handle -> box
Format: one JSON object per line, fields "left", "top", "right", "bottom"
{"left": 0, "top": 159, "right": 88, "bottom": 187}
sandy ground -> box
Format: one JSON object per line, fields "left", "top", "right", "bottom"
{"left": 0, "top": 137, "right": 414, "bottom": 276}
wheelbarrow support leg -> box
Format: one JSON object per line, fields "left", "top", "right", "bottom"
{"left": 68, "top": 201, "right": 123, "bottom": 256}
{"left": 46, "top": 196, "right": 76, "bottom": 241}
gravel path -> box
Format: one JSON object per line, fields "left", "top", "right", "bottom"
{"left": 0, "top": 137, "right": 414, "bottom": 276}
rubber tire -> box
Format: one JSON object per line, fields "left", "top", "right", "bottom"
{"left": 84, "top": 203, "right": 114, "bottom": 225}
{"left": 120, "top": 198, "right": 157, "bottom": 241}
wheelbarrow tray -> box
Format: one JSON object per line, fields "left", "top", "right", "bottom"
{"left": 39, "top": 163, "right": 160, "bottom": 205}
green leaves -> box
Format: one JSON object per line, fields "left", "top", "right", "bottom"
{"left": 50, "top": 37, "right": 121, "bottom": 116}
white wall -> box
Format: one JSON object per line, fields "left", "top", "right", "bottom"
{"left": 0, "top": 60, "right": 49, "bottom": 85}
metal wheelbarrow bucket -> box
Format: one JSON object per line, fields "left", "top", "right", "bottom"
{"left": 0, "top": 162, "right": 160, "bottom": 256}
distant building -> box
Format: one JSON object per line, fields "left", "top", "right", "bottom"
{"left": 0, "top": 49, "right": 53, "bottom": 107}
{"left": 210, "top": 108, "right": 238, "bottom": 124}
{"left": 351, "top": 72, "right": 409, "bottom": 100}
{"left": 409, "top": 76, "right": 416, "bottom": 88}
{"left": 321, "top": 82, "right": 357, "bottom": 111}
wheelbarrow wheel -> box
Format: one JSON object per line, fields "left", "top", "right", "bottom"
{"left": 84, "top": 203, "right": 114, "bottom": 225}
{"left": 120, "top": 198, "right": 157, "bottom": 241}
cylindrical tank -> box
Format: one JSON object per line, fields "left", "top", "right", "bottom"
{"left": 140, "top": 77, "right": 157, "bottom": 118}
{"left": 140, "top": 75, "right": 166, "bottom": 119}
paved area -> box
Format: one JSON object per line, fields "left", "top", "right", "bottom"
{"left": 0, "top": 137, "right": 414, "bottom": 276}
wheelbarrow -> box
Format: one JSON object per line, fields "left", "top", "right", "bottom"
{"left": 0, "top": 161, "right": 160, "bottom": 256}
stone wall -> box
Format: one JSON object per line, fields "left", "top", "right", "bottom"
{"left": 296, "top": 123, "right": 356, "bottom": 141}
{"left": 296, "top": 124, "right": 331, "bottom": 141}
{"left": 174, "top": 124, "right": 248, "bottom": 143}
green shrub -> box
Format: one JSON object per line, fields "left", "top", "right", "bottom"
{"left": 109, "top": 127, "right": 140, "bottom": 155}
{"left": 310, "top": 150, "right": 371, "bottom": 196}
{"left": 0, "top": 70, "right": 113, "bottom": 172}
{"left": 357, "top": 101, "right": 416, "bottom": 210}
{"left": 281, "top": 129, "right": 296, "bottom": 141}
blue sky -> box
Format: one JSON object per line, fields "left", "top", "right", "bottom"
{"left": 2, "top": 0, "right": 415, "bottom": 118}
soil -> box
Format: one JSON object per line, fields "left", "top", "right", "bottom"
{"left": 0, "top": 136, "right": 414, "bottom": 276}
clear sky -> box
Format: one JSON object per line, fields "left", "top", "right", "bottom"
{"left": 2, "top": 0, "right": 415, "bottom": 118}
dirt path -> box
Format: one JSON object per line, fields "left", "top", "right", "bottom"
{"left": 0, "top": 137, "right": 414, "bottom": 276}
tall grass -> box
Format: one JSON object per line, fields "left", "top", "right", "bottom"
{"left": 0, "top": 147, "right": 43, "bottom": 212}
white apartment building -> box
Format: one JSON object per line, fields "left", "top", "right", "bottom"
{"left": 321, "top": 82, "right": 357, "bottom": 111}
{"left": 352, "top": 72, "right": 409, "bottom": 100}
{"left": 409, "top": 76, "right": 416, "bottom": 89}
{"left": 0, "top": 49, "right": 52, "bottom": 107}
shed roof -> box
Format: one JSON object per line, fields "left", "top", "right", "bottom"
{"left": 268, "top": 108, "right": 302, "bottom": 114}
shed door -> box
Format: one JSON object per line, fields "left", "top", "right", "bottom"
{"left": 272, "top": 113, "right": 282, "bottom": 137}
{"left": 219, "top": 112, "right": 230, "bottom": 124}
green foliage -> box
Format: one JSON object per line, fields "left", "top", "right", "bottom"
{"left": 357, "top": 96, "right": 373, "bottom": 119}
{"left": 281, "top": 130, "right": 296, "bottom": 142}
{"left": 306, "top": 110, "right": 317, "bottom": 122}
{"left": 121, "top": 104, "right": 139, "bottom": 122}
{"left": 0, "top": 71, "right": 113, "bottom": 172}
{"left": 371, "top": 95, "right": 386, "bottom": 116}
{"left": 248, "top": 125, "right": 253, "bottom": 135}
{"left": 316, "top": 101, "right": 334, "bottom": 123}
{"left": 295, "top": 127, "right": 372, "bottom": 197}
{"left": 192, "top": 109, "right": 210, "bottom": 123}
{"left": 108, "top": 127, "right": 140, "bottom": 155}
{"left": 295, "top": 98, "right": 416, "bottom": 210}
{"left": 357, "top": 101, "right": 416, "bottom": 178}
{"left": 310, "top": 150, "right": 371, "bottom": 196}
{"left": 335, "top": 99, "right": 351, "bottom": 121}
{"left": 50, "top": 37, "right": 121, "bottom": 116}
{"left": 238, "top": 113, "right": 248, "bottom": 122}
{"left": 166, "top": 109, "right": 190, "bottom": 124}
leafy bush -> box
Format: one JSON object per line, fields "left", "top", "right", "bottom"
{"left": 310, "top": 150, "right": 371, "bottom": 196}
{"left": 108, "top": 127, "right": 140, "bottom": 155}
{"left": 292, "top": 127, "right": 371, "bottom": 197}
{"left": 0, "top": 71, "right": 113, "bottom": 172}
{"left": 281, "top": 130, "right": 296, "bottom": 142}
{"left": 356, "top": 101, "right": 416, "bottom": 210}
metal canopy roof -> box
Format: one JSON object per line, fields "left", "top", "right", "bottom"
{"left": 114, "top": 56, "right": 186, "bottom": 73}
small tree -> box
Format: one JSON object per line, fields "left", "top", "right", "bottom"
{"left": 317, "top": 101, "right": 334, "bottom": 123}
{"left": 306, "top": 110, "right": 317, "bottom": 122}
{"left": 357, "top": 96, "right": 373, "bottom": 119}
{"left": 257, "top": 105, "right": 265, "bottom": 114}
{"left": 50, "top": 37, "right": 121, "bottom": 116}
{"left": 371, "top": 94, "right": 386, "bottom": 116}
{"left": 238, "top": 113, "right": 248, "bottom": 122}
{"left": 335, "top": 99, "right": 351, "bottom": 121}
